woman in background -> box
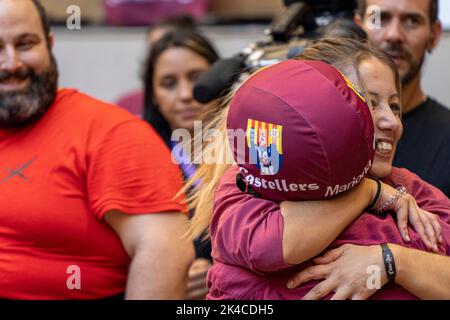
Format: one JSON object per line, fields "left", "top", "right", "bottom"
{"left": 142, "top": 30, "right": 219, "bottom": 300}
{"left": 116, "top": 15, "right": 197, "bottom": 118}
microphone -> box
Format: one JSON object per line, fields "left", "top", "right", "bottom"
{"left": 193, "top": 56, "right": 245, "bottom": 104}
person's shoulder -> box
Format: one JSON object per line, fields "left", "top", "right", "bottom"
{"left": 389, "top": 167, "right": 447, "bottom": 199}
{"left": 426, "top": 98, "right": 450, "bottom": 124}
{"left": 54, "top": 88, "right": 160, "bottom": 143}
{"left": 389, "top": 167, "right": 422, "bottom": 186}
{"left": 115, "top": 89, "right": 144, "bottom": 118}
{"left": 115, "top": 89, "right": 144, "bottom": 107}
{"left": 56, "top": 88, "right": 149, "bottom": 128}
{"left": 55, "top": 88, "right": 128, "bottom": 115}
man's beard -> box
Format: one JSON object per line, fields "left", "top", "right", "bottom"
{"left": 401, "top": 54, "right": 425, "bottom": 86}
{"left": 0, "top": 55, "right": 58, "bottom": 129}
{"left": 382, "top": 43, "right": 425, "bottom": 86}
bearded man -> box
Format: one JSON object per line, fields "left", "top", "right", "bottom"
{"left": 0, "top": 0, "right": 194, "bottom": 299}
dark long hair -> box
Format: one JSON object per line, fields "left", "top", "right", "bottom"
{"left": 143, "top": 31, "right": 219, "bottom": 146}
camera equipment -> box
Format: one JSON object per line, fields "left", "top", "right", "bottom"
{"left": 194, "top": 0, "right": 358, "bottom": 103}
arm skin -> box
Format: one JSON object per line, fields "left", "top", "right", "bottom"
{"left": 280, "top": 178, "right": 376, "bottom": 265}
{"left": 286, "top": 243, "right": 450, "bottom": 300}
{"left": 390, "top": 244, "right": 450, "bottom": 299}
{"left": 105, "top": 210, "right": 195, "bottom": 300}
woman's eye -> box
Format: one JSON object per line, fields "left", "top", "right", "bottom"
{"left": 160, "top": 78, "right": 176, "bottom": 89}
{"left": 370, "top": 100, "right": 378, "bottom": 108}
{"left": 390, "top": 103, "right": 401, "bottom": 114}
{"left": 190, "top": 72, "right": 199, "bottom": 80}
{"left": 189, "top": 70, "right": 206, "bottom": 83}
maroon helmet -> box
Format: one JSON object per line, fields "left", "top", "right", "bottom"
{"left": 227, "top": 60, "right": 375, "bottom": 202}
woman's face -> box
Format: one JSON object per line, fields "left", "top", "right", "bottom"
{"left": 351, "top": 56, "right": 403, "bottom": 178}
{"left": 153, "top": 47, "right": 210, "bottom": 131}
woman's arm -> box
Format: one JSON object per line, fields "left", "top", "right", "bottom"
{"left": 391, "top": 244, "right": 450, "bottom": 299}
{"left": 281, "top": 180, "right": 441, "bottom": 265}
{"left": 287, "top": 243, "right": 450, "bottom": 300}
{"left": 281, "top": 178, "right": 376, "bottom": 265}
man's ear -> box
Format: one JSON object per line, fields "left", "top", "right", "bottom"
{"left": 354, "top": 13, "right": 363, "bottom": 28}
{"left": 48, "top": 32, "right": 54, "bottom": 50}
{"left": 428, "top": 21, "right": 442, "bottom": 53}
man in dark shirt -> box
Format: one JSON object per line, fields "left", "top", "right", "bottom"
{"left": 355, "top": 0, "right": 450, "bottom": 197}
{"left": 395, "top": 98, "right": 450, "bottom": 197}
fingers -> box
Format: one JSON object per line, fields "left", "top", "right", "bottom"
{"left": 396, "top": 202, "right": 411, "bottom": 242}
{"left": 407, "top": 209, "right": 426, "bottom": 244}
{"left": 394, "top": 192, "right": 443, "bottom": 252}
{"left": 186, "top": 259, "right": 211, "bottom": 300}
{"left": 188, "top": 267, "right": 210, "bottom": 281}
{"left": 421, "top": 209, "right": 443, "bottom": 245}
{"left": 332, "top": 288, "right": 370, "bottom": 300}
{"left": 351, "top": 292, "right": 371, "bottom": 300}
{"left": 405, "top": 198, "right": 433, "bottom": 248}
{"left": 287, "top": 264, "right": 331, "bottom": 289}
{"left": 330, "top": 288, "right": 352, "bottom": 300}
{"left": 187, "top": 273, "right": 208, "bottom": 292}
{"left": 302, "top": 279, "right": 336, "bottom": 300}
{"left": 313, "top": 246, "right": 346, "bottom": 264}
{"left": 421, "top": 214, "right": 438, "bottom": 252}
{"left": 185, "top": 258, "right": 211, "bottom": 300}
{"left": 410, "top": 200, "right": 437, "bottom": 251}
{"left": 186, "top": 284, "right": 209, "bottom": 300}
{"left": 426, "top": 212, "right": 443, "bottom": 244}
{"left": 188, "top": 258, "right": 211, "bottom": 281}
{"left": 186, "top": 277, "right": 208, "bottom": 299}
{"left": 189, "top": 258, "right": 211, "bottom": 271}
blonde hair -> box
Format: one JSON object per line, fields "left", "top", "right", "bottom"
{"left": 297, "top": 37, "right": 401, "bottom": 99}
{"left": 187, "top": 37, "right": 401, "bottom": 240}
{"left": 184, "top": 93, "right": 234, "bottom": 239}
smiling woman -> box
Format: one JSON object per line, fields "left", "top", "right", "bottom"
{"left": 357, "top": 56, "right": 403, "bottom": 178}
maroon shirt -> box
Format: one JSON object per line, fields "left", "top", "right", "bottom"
{"left": 207, "top": 166, "right": 450, "bottom": 300}
{"left": 115, "top": 90, "right": 144, "bottom": 119}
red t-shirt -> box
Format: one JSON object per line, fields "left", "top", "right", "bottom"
{"left": 0, "top": 89, "right": 187, "bottom": 299}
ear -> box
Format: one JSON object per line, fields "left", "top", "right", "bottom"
{"left": 48, "top": 32, "right": 54, "bottom": 50}
{"left": 354, "top": 13, "right": 363, "bottom": 28}
{"left": 428, "top": 20, "right": 442, "bottom": 53}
